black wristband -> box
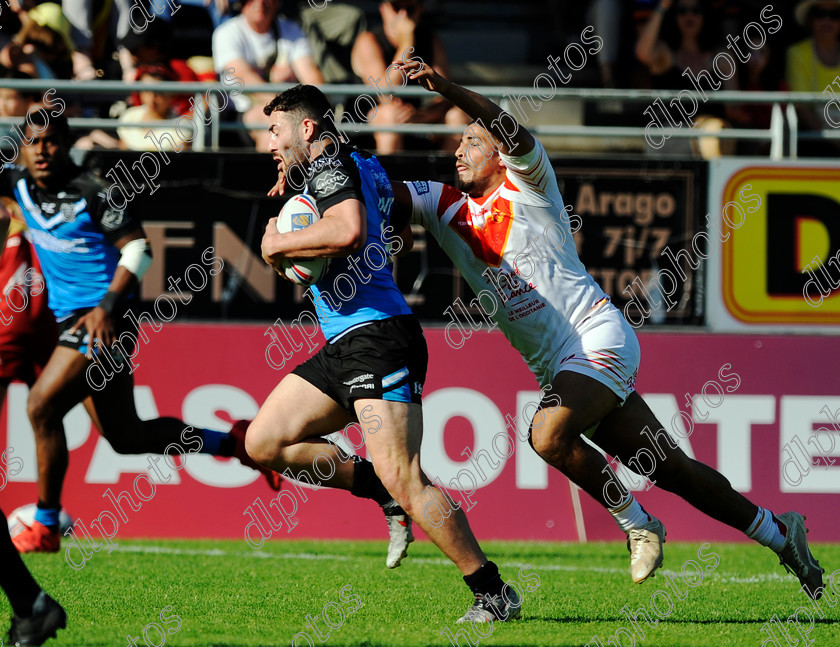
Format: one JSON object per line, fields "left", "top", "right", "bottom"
{"left": 98, "top": 290, "right": 120, "bottom": 315}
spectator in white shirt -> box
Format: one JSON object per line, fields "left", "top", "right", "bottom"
{"left": 213, "top": 0, "right": 323, "bottom": 148}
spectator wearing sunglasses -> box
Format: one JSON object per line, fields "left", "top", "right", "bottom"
{"left": 636, "top": 0, "right": 725, "bottom": 90}
{"left": 787, "top": 0, "right": 840, "bottom": 150}
{"left": 635, "top": 0, "right": 739, "bottom": 156}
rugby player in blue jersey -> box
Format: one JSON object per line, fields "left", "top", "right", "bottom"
{"left": 251, "top": 85, "right": 520, "bottom": 623}
{"left": 1, "top": 109, "right": 283, "bottom": 554}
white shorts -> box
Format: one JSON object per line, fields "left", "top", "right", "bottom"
{"left": 537, "top": 300, "right": 640, "bottom": 404}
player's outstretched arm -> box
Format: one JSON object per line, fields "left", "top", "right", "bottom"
{"left": 396, "top": 58, "right": 535, "bottom": 156}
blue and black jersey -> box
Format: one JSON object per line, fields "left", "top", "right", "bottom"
{"left": 0, "top": 165, "right": 141, "bottom": 320}
{"left": 303, "top": 145, "right": 413, "bottom": 341}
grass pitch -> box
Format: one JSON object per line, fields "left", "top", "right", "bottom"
{"left": 3, "top": 539, "right": 839, "bottom": 646}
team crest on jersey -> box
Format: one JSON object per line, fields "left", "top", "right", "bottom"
{"left": 314, "top": 169, "right": 349, "bottom": 193}
{"left": 60, "top": 203, "right": 78, "bottom": 222}
{"left": 310, "top": 157, "right": 339, "bottom": 172}
{"left": 101, "top": 207, "right": 125, "bottom": 230}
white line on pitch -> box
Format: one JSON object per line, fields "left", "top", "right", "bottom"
{"left": 111, "top": 544, "right": 792, "bottom": 582}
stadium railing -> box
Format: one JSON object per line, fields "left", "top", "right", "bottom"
{"left": 0, "top": 79, "right": 836, "bottom": 158}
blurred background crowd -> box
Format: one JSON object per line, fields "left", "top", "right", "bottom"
{"left": 0, "top": 0, "right": 838, "bottom": 156}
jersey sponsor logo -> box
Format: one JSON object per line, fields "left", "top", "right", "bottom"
{"left": 377, "top": 197, "right": 394, "bottom": 215}
{"left": 484, "top": 267, "right": 537, "bottom": 305}
{"left": 370, "top": 166, "right": 390, "bottom": 187}
{"left": 310, "top": 157, "right": 340, "bottom": 172}
{"left": 60, "top": 203, "right": 79, "bottom": 223}
{"left": 2, "top": 261, "right": 28, "bottom": 295}
{"left": 28, "top": 228, "right": 86, "bottom": 253}
{"left": 100, "top": 206, "right": 125, "bottom": 230}
{"left": 343, "top": 373, "right": 374, "bottom": 386}
{"left": 58, "top": 327, "right": 82, "bottom": 345}
{"left": 412, "top": 181, "right": 430, "bottom": 194}
{"left": 314, "top": 169, "right": 350, "bottom": 194}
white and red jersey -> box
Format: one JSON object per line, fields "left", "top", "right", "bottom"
{"left": 406, "top": 140, "right": 620, "bottom": 385}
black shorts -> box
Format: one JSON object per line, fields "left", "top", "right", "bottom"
{"left": 57, "top": 306, "right": 137, "bottom": 365}
{"left": 292, "top": 315, "right": 428, "bottom": 413}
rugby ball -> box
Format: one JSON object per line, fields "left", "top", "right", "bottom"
{"left": 8, "top": 503, "right": 74, "bottom": 537}
{"left": 274, "top": 194, "right": 330, "bottom": 286}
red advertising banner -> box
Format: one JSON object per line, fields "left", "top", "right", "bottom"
{"left": 2, "top": 326, "right": 839, "bottom": 546}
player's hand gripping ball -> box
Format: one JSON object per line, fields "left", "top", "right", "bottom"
{"left": 273, "top": 194, "right": 330, "bottom": 286}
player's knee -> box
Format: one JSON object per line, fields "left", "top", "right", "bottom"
{"left": 376, "top": 469, "right": 412, "bottom": 510}
{"left": 27, "top": 389, "right": 59, "bottom": 432}
{"left": 243, "top": 423, "right": 273, "bottom": 465}
{"left": 105, "top": 433, "right": 144, "bottom": 454}
{"left": 529, "top": 426, "right": 572, "bottom": 464}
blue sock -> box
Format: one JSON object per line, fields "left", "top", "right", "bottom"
{"left": 34, "top": 504, "right": 60, "bottom": 529}
{"left": 745, "top": 507, "right": 785, "bottom": 552}
{"left": 200, "top": 429, "right": 232, "bottom": 456}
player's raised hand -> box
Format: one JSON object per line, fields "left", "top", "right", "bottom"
{"left": 397, "top": 58, "right": 446, "bottom": 93}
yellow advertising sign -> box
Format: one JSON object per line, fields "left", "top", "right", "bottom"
{"left": 721, "top": 167, "right": 840, "bottom": 324}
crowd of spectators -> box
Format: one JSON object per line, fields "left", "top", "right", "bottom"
{"left": 0, "top": 0, "right": 837, "bottom": 156}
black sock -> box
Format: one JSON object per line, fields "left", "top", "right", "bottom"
{"left": 217, "top": 434, "right": 236, "bottom": 457}
{"left": 463, "top": 561, "right": 505, "bottom": 597}
{"left": 0, "top": 509, "right": 42, "bottom": 617}
{"left": 349, "top": 457, "right": 392, "bottom": 506}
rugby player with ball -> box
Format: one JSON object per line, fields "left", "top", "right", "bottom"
{"left": 252, "top": 85, "right": 521, "bottom": 623}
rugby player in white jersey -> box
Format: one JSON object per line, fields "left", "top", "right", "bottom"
{"left": 389, "top": 58, "right": 826, "bottom": 598}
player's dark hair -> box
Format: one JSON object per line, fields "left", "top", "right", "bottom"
{"left": 263, "top": 84, "right": 338, "bottom": 136}
{"left": 20, "top": 110, "right": 70, "bottom": 143}
{"left": 463, "top": 117, "right": 501, "bottom": 150}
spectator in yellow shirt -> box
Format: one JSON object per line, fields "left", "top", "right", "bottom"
{"left": 787, "top": 0, "right": 840, "bottom": 152}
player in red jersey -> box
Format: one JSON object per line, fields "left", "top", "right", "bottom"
{"left": 0, "top": 197, "right": 57, "bottom": 432}
{"left": 0, "top": 204, "right": 66, "bottom": 647}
